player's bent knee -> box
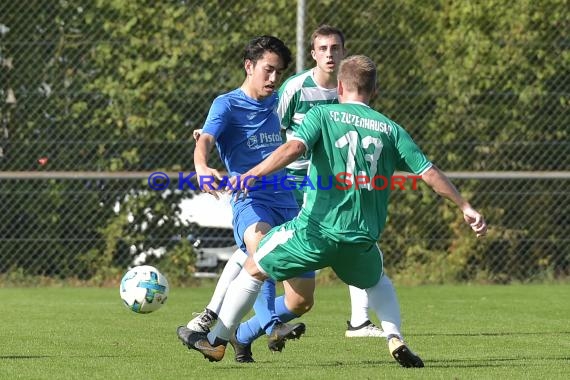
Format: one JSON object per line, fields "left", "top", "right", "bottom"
{"left": 284, "top": 292, "right": 314, "bottom": 315}
{"left": 290, "top": 299, "right": 314, "bottom": 315}
{"left": 243, "top": 257, "right": 266, "bottom": 281}
{"left": 282, "top": 277, "right": 316, "bottom": 315}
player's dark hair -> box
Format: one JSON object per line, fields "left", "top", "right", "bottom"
{"left": 243, "top": 35, "right": 292, "bottom": 71}
{"left": 310, "top": 24, "right": 345, "bottom": 50}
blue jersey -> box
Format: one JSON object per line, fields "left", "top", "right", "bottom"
{"left": 202, "top": 88, "right": 298, "bottom": 208}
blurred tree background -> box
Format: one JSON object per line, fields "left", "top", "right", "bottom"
{"left": 0, "top": 0, "right": 568, "bottom": 285}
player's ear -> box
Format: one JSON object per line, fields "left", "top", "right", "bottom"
{"left": 337, "top": 79, "right": 344, "bottom": 96}
{"left": 244, "top": 59, "right": 254, "bottom": 76}
{"left": 311, "top": 49, "right": 317, "bottom": 60}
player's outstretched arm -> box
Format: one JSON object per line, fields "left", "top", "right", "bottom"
{"left": 227, "top": 140, "right": 306, "bottom": 197}
{"left": 421, "top": 165, "right": 488, "bottom": 237}
{"left": 193, "top": 132, "right": 223, "bottom": 199}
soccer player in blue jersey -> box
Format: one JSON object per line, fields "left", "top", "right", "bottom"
{"left": 178, "top": 35, "right": 310, "bottom": 360}
{"left": 178, "top": 55, "right": 487, "bottom": 367}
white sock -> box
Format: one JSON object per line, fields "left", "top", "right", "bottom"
{"left": 348, "top": 285, "right": 370, "bottom": 326}
{"left": 205, "top": 248, "right": 247, "bottom": 315}
{"left": 208, "top": 270, "right": 262, "bottom": 343}
{"left": 366, "top": 275, "right": 403, "bottom": 339}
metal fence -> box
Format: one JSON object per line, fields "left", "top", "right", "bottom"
{"left": 0, "top": 1, "right": 568, "bottom": 284}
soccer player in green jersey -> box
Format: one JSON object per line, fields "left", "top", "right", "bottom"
{"left": 182, "top": 55, "right": 487, "bottom": 367}
{"left": 276, "top": 25, "right": 402, "bottom": 339}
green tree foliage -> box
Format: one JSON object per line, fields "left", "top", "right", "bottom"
{"left": 381, "top": 0, "right": 569, "bottom": 282}
{"left": 0, "top": 0, "right": 567, "bottom": 283}
{"left": 307, "top": 0, "right": 568, "bottom": 282}
{"left": 406, "top": 0, "right": 568, "bottom": 170}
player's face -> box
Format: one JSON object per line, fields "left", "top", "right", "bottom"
{"left": 245, "top": 51, "right": 285, "bottom": 100}
{"left": 311, "top": 34, "right": 345, "bottom": 74}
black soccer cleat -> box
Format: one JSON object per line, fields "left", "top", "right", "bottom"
{"left": 177, "top": 326, "right": 226, "bottom": 362}
{"left": 388, "top": 337, "right": 424, "bottom": 368}
{"left": 267, "top": 322, "right": 306, "bottom": 352}
{"left": 229, "top": 333, "right": 255, "bottom": 363}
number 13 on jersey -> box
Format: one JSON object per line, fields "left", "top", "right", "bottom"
{"left": 335, "top": 131, "right": 384, "bottom": 191}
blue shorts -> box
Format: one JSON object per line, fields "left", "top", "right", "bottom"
{"left": 232, "top": 198, "right": 298, "bottom": 252}
{"left": 232, "top": 198, "right": 316, "bottom": 279}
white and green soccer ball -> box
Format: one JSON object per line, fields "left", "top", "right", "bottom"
{"left": 120, "top": 265, "right": 169, "bottom": 314}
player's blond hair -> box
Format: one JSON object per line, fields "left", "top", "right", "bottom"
{"left": 338, "top": 55, "right": 376, "bottom": 95}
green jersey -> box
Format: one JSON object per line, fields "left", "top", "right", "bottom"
{"left": 292, "top": 102, "right": 432, "bottom": 243}
{"left": 277, "top": 69, "right": 338, "bottom": 177}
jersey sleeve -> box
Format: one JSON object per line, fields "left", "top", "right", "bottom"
{"left": 291, "top": 106, "right": 323, "bottom": 151}
{"left": 393, "top": 124, "right": 432, "bottom": 174}
{"left": 202, "top": 96, "right": 230, "bottom": 139}
{"left": 277, "top": 82, "right": 298, "bottom": 130}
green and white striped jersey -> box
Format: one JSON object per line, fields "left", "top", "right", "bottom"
{"left": 277, "top": 69, "right": 338, "bottom": 176}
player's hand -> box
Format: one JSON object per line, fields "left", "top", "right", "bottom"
{"left": 195, "top": 166, "right": 224, "bottom": 199}
{"left": 226, "top": 173, "right": 258, "bottom": 201}
{"left": 462, "top": 207, "right": 487, "bottom": 237}
{"left": 192, "top": 129, "right": 203, "bottom": 142}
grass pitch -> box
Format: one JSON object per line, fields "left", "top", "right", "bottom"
{"left": 1, "top": 284, "right": 568, "bottom": 379}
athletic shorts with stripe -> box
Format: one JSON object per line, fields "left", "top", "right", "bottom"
{"left": 254, "top": 218, "right": 383, "bottom": 289}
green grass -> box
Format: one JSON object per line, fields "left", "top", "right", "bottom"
{"left": 1, "top": 284, "right": 568, "bottom": 379}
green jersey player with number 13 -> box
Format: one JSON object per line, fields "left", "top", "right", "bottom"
{"left": 277, "top": 25, "right": 402, "bottom": 340}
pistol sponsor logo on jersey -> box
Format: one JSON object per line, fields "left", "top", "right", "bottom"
{"left": 247, "top": 132, "right": 282, "bottom": 149}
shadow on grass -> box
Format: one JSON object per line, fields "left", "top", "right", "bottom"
{"left": 424, "top": 356, "right": 570, "bottom": 368}
{"left": 0, "top": 354, "right": 138, "bottom": 360}
{"left": 414, "top": 331, "right": 570, "bottom": 337}
{"left": 0, "top": 355, "right": 51, "bottom": 359}
{"left": 315, "top": 355, "right": 570, "bottom": 369}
